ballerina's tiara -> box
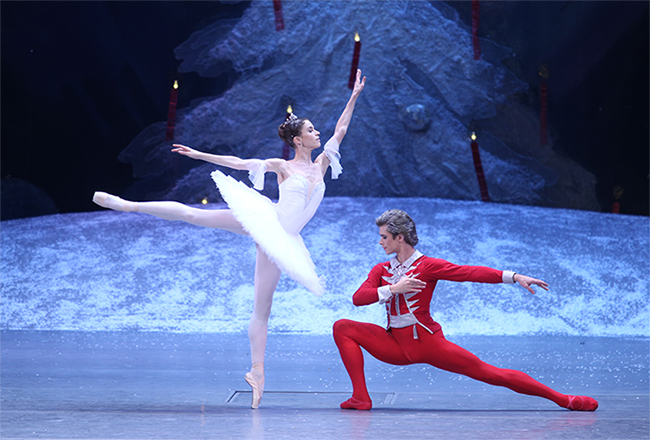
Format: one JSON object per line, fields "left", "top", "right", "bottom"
{"left": 284, "top": 112, "right": 299, "bottom": 124}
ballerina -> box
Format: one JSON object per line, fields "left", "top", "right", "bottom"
{"left": 93, "top": 69, "right": 366, "bottom": 409}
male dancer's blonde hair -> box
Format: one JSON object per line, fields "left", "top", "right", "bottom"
{"left": 375, "top": 209, "right": 419, "bottom": 246}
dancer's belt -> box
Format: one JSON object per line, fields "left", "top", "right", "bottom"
{"left": 389, "top": 313, "right": 418, "bottom": 329}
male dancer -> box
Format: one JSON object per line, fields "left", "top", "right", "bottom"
{"left": 333, "top": 209, "right": 598, "bottom": 411}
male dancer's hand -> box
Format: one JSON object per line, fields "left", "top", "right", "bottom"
{"left": 390, "top": 276, "right": 426, "bottom": 294}
{"left": 514, "top": 274, "right": 549, "bottom": 295}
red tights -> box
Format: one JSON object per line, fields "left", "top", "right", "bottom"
{"left": 333, "top": 319, "right": 597, "bottom": 411}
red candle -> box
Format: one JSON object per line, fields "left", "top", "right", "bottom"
{"left": 165, "top": 80, "right": 179, "bottom": 141}
{"left": 273, "top": 0, "right": 285, "bottom": 32}
{"left": 472, "top": 0, "right": 481, "bottom": 60}
{"left": 612, "top": 184, "right": 624, "bottom": 214}
{"left": 348, "top": 33, "right": 361, "bottom": 89}
{"left": 540, "top": 81, "right": 548, "bottom": 145}
{"left": 470, "top": 132, "right": 490, "bottom": 202}
{"left": 539, "top": 64, "right": 549, "bottom": 145}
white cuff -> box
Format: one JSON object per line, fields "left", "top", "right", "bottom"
{"left": 246, "top": 159, "right": 266, "bottom": 190}
{"left": 378, "top": 285, "right": 393, "bottom": 304}
{"left": 323, "top": 138, "right": 342, "bottom": 179}
{"left": 502, "top": 270, "right": 516, "bottom": 284}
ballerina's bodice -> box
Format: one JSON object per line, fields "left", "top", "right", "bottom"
{"left": 275, "top": 174, "right": 325, "bottom": 235}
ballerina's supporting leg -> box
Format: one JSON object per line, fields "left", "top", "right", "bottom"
{"left": 93, "top": 192, "right": 246, "bottom": 234}
{"left": 245, "top": 247, "right": 281, "bottom": 409}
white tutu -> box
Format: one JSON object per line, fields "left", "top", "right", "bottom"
{"left": 211, "top": 170, "right": 325, "bottom": 296}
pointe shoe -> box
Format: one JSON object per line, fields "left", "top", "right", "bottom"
{"left": 92, "top": 192, "right": 137, "bottom": 212}
{"left": 566, "top": 395, "right": 599, "bottom": 411}
{"left": 244, "top": 370, "right": 265, "bottom": 409}
{"left": 340, "top": 397, "right": 372, "bottom": 411}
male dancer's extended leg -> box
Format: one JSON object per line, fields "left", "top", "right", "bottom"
{"left": 245, "top": 247, "right": 281, "bottom": 409}
{"left": 393, "top": 328, "right": 598, "bottom": 411}
{"left": 333, "top": 320, "right": 411, "bottom": 410}
{"left": 93, "top": 192, "right": 245, "bottom": 234}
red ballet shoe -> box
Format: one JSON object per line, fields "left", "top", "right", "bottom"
{"left": 566, "top": 395, "right": 598, "bottom": 411}
{"left": 340, "top": 397, "right": 372, "bottom": 411}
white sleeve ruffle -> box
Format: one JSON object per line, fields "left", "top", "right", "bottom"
{"left": 323, "top": 137, "right": 342, "bottom": 179}
{"left": 245, "top": 159, "right": 267, "bottom": 190}
{"left": 377, "top": 285, "right": 393, "bottom": 304}
{"left": 502, "top": 270, "right": 516, "bottom": 284}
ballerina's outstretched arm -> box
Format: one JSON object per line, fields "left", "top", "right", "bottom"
{"left": 172, "top": 144, "right": 255, "bottom": 169}
{"left": 332, "top": 69, "right": 366, "bottom": 144}
{"left": 172, "top": 144, "right": 288, "bottom": 190}
{"left": 316, "top": 69, "right": 366, "bottom": 178}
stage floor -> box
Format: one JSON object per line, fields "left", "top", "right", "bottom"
{"left": 2, "top": 331, "right": 648, "bottom": 440}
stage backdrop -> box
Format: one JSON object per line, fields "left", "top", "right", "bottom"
{"left": 2, "top": 197, "right": 647, "bottom": 337}
{"left": 119, "top": 1, "right": 598, "bottom": 211}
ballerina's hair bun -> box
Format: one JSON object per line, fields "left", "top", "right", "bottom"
{"left": 278, "top": 113, "right": 306, "bottom": 149}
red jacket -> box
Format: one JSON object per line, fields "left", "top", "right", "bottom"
{"left": 353, "top": 251, "right": 505, "bottom": 335}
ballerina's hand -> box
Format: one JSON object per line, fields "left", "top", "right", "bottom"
{"left": 515, "top": 274, "right": 549, "bottom": 295}
{"left": 352, "top": 69, "right": 366, "bottom": 97}
{"left": 171, "top": 144, "right": 200, "bottom": 159}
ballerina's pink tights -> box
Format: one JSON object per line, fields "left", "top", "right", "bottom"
{"left": 333, "top": 319, "right": 595, "bottom": 410}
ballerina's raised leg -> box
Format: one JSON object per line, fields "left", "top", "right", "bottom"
{"left": 93, "top": 191, "right": 245, "bottom": 234}
{"left": 93, "top": 192, "right": 280, "bottom": 408}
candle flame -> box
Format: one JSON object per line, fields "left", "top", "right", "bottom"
{"left": 354, "top": 32, "right": 360, "bottom": 42}
{"left": 202, "top": 198, "right": 208, "bottom": 205}
{"left": 287, "top": 105, "right": 293, "bottom": 114}
{"left": 173, "top": 80, "right": 178, "bottom": 89}
{"left": 470, "top": 132, "right": 477, "bottom": 141}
